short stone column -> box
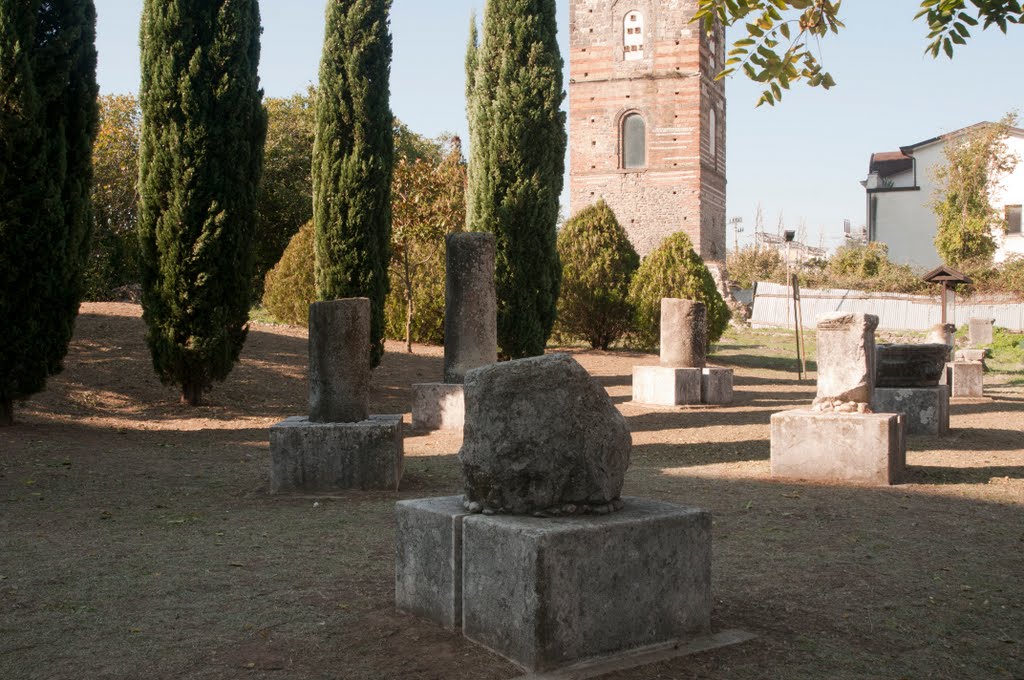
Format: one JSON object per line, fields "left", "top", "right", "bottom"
{"left": 872, "top": 343, "right": 950, "bottom": 436}
{"left": 269, "top": 298, "right": 403, "bottom": 493}
{"left": 771, "top": 313, "right": 905, "bottom": 485}
{"left": 969, "top": 317, "right": 994, "bottom": 346}
{"left": 633, "top": 298, "right": 733, "bottom": 406}
{"left": 308, "top": 299, "right": 370, "bottom": 423}
{"left": 660, "top": 298, "right": 706, "bottom": 368}
{"left": 412, "top": 233, "right": 497, "bottom": 431}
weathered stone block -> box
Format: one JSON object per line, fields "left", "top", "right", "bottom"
{"left": 395, "top": 496, "right": 468, "bottom": 629}
{"left": 872, "top": 387, "right": 949, "bottom": 436}
{"left": 411, "top": 383, "right": 465, "bottom": 431}
{"left": 814, "top": 312, "right": 878, "bottom": 406}
{"left": 308, "top": 298, "right": 370, "bottom": 423}
{"left": 969, "top": 317, "right": 994, "bottom": 347}
{"left": 955, "top": 349, "right": 986, "bottom": 364}
{"left": 461, "top": 497, "right": 711, "bottom": 672}
{"left": 460, "top": 354, "right": 631, "bottom": 514}
{"left": 632, "top": 365, "right": 702, "bottom": 406}
{"left": 269, "top": 415, "right": 403, "bottom": 493}
{"left": 660, "top": 298, "right": 706, "bottom": 368}
{"left": 701, "top": 367, "right": 733, "bottom": 405}
{"left": 770, "top": 410, "right": 905, "bottom": 485}
{"left": 948, "top": 361, "right": 984, "bottom": 398}
{"left": 443, "top": 233, "right": 497, "bottom": 384}
{"left": 875, "top": 343, "right": 948, "bottom": 388}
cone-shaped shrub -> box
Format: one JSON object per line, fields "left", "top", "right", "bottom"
{"left": 465, "top": 0, "right": 565, "bottom": 358}
{"left": 313, "top": 0, "right": 394, "bottom": 367}
{"left": 0, "top": 0, "right": 98, "bottom": 426}
{"left": 555, "top": 201, "right": 639, "bottom": 350}
{"left": 262, "top": 221, "right": 316, "bottom": 327}
{"left": 138, "top": 0, "right": 267, "bottom": 406}
{"left": 628, "top": 232, "right": 730, "bottom": 349}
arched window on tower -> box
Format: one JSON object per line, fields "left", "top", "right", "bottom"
{"left": 622, "top": 113, "right": 646, "bottom": 169}
{"left": 623, "top": 11, "right": 644, "bottom": 61}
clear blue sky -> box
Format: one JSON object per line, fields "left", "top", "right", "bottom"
{"left": 95, "top": 1, "right": 1024, "bottom": 253}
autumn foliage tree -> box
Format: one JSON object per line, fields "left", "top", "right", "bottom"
{"left": 933, "top": 115, "right": 1020, "bottom": 267}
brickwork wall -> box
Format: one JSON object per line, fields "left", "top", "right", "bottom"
{"left": 569, "top": 0, "right": 726, "bottom": 260}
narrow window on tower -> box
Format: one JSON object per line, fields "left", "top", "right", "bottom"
{"left": 709, "top": 108, "right": 717, "bottom": 160}
{"left": 622, "top": 113, "right": 646, "bottom": 169}
{"left": 623, "top": 11, "right": 644, "bottom": 61}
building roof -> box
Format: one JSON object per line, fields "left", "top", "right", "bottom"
{"left": 868, "top": 121, "right": 1024, "bottom": 176}
{"left": 868, "top": 151, "right": 913, "bottom": 177}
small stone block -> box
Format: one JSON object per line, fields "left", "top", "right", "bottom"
{"left": 701, "top": 367, "right": 734, "bottom": 405}
{"left": 461, "top": 497, "right": 711, "bottom": 672}
{"left": 969, "top": 317, "right": 994, "bottom": 347}
{"left": 269, "top": 415, "right": 403, "bottom": 493}
{"left": 949, "top": 361, "right": 984, "bottom": 398}
{"left": 632, "top": 366, "right": 701, "bottom": 405}
{"left": 770, "top": 410, "right": 905, "bottom": 485}
{"left": 395, "top": 496, "right": 468, "bottom": 629}
{"left": 872, "top": 387, "right": 949, "bottom": 436}
{"left": 955, "top": 349, "right": 986, "bottom": 364}
{"left": 411, "top": 383, "right": 465, "bottom": 431}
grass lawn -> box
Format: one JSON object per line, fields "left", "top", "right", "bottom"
{"left": 1, "top": 304, "right": 1022, "bottom": 679}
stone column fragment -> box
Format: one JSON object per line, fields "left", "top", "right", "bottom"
{"left": 308, "top": 298, "right": 370, "bottom": 423}
{"left": 659, "top": 298, "right": 706, "bottom": 368}
{"left": 814, "top": 312, "right": 879, "bottom": 406}
{"left": 444, "top": 233, "right": 497, "bottom": 384}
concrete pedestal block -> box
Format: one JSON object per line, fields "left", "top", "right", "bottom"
{"left": 701, "top": 368, "right": 734, "bottom": 405}
{"left": 269, "top": 415, "right": 403, "bottom": 493}
{"left": 411, "top": 383, "right": 465, "bottom": 431}
{"left": 632, "top": 366, "right": 702, "bottom": 405}
{"left": 872, "top": 387, "right": 949, "bottom": 436}
{"left": 462, "top": 497, "right": 711, "bottom": 672}
{"left": 947, "top": 361, "right": 984, "bottom": 398}
{"left": 770, "top": 410, "right": 905, "bottom": 485}
{"left": 395, "top": 496, "right": 469, "bottom": 629}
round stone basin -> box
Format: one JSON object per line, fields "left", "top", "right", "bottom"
{"left": 876, "top": 343, "right": 949, "bottom": 388}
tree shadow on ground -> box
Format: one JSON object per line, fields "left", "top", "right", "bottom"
{"left": 905, "top": 464, "right": 1024, "bottom": 484}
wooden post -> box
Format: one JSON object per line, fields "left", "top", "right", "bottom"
{"left": 793, "top": 275, "right": 807, "bottom": 379}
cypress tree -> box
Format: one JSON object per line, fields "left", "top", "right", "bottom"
{"left": 138, "top": 0, "right": 267, "bottom": 406}
{"left": 313, "top": 0, "right": 394, "bottom": 367}
{"left": 0, "top": 0, "right": 98, "bottom": 426}
{"left": 466, "top": 0, "right": 566, "bottom": 359}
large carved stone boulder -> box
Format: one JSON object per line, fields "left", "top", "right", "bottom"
{"left": 459, "top": 354, "right": 631, "bottom": 515}
{"left": 813, "top": 312, "right": 879, "bottom": 409}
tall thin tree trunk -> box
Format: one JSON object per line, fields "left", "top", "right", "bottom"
{"left": 403, "top": 241, "right": 413, "bottom": 353}
{"left": 0, "top": 399, "right": 13, "bottom": 427}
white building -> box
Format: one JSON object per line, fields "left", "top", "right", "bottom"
{"left": 862, "top": 122, "right": 1024, "bottom": 269}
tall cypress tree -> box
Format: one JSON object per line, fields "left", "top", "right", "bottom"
{"left": 466, "top": 0, "right": 565, "bottom": 359}
{"left": 138, "top": 0, "right": 266, "bottom": 406}
{"left": 0, "top": 0, "right": 98, "bottom": 426}
{"left": 313, "top": 0, "right": 394, "bottom": 367}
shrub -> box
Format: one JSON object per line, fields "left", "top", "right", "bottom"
{"left": 262, "top": 221, "right": 316, "bottom": 326}
{"left": 555, "top": 201, "right": 639, "bottom": 349}
{"left": 627, "top": 232, "right": 730, "bottom": 349}
{"left": 726, "top": 246, "right": 785, "bottom": 288}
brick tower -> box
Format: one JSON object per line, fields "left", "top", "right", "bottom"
{"left": 569, "top": 1, "right": 726, "bottom": 262}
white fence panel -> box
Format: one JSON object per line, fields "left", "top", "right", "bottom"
{"left": 749, "top": 282, "right": 1024, "bottom": 332}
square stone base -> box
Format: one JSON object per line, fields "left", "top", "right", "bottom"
{"left": 632, "top": 366, "right": 702, "bottom": 405}
{"left": 411, "top": 383, "right": 465, "bottom": 431}
{"left": 946, "top": 361, "right": 984, "bottom": 398}
{"left": 395, "top": 496, "right": 469, "bottom": 629}
{"left": 462, "top": 498, "right": 711, "bottom": 672}
{"left": 872, "top": 387, "right": 949, "bottom": 436}
{"left": 269, "top": 415, "right": 403, "bottom": 493}
{"left": 770, "top": 410, "right": 905, "bottom": 485}
{"left": 701, "top": 368, "right": 734, "bottom": 405}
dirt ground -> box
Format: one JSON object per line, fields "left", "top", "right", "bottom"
{"left": 1, "top": 302, "right": 1023, "bottom": 680}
